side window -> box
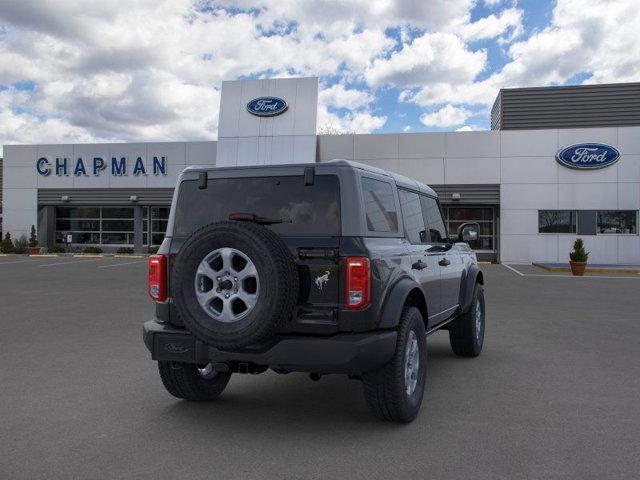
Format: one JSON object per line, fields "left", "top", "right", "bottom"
{"left": 361, "top": 177, "right": 398, "bottom": 233}
{"left": 420, "top": 195, "right": 447, "bottom": 243}
{"left": 398, "top": 189, "right": 427, "bottom": 244}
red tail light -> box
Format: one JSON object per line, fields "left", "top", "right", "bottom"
{"left": 345, "top": 256, "right": 370, "bottom": 310}
{"left": 148, "top": 254, "right": 167, "bottom": 302}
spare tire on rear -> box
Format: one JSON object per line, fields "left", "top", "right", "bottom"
{"left": 172, "top": 221, "right": 298, "bottom": 349}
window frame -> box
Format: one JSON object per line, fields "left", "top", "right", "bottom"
{"left": 359, "top": 174, "right": 402, "bottom": 238}
{"left": 419, "top": 193, "right": 449, "bottom": 245}
{"left": 537, "top": 209, "right": 639, "bottom": 236}
{"left": 397, "top": 188, "right": 428, "bottom": 245}
{"left": 538, "top": 210, "right": 578, "bottom": 235}
{"left": 596, "top": 210, "right": 639, "bottom": 235}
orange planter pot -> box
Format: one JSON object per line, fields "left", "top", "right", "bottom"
{"left": 28, "top": 247, "right": 40, "bottom": 255}
{"left": 569, "top": 261, "right": 587, "bottom": 276}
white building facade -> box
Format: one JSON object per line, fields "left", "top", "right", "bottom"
{"left": 2, "top": 77, "right": 639, "bottom": 264}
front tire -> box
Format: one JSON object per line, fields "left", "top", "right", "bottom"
{"left": 449, "top": 283, "right": 485, "bottom": 357}
{"left": 158, "top": 361, "right": 232, "bottom": 401}
{"left": 362, "top": 306, "right": 427, "bottom": 423}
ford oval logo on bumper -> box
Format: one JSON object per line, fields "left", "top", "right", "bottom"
{"left": 247, "top": 97, "right": 288, "bottom": 117}
{"left": 556, "top": 143, "right": 620, "bottom": 170}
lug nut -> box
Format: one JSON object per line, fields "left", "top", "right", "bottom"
{"left": 225, "top": 294, "right": 230, "bottom": 299}
{"left": 216, "top": 277, "right": 221, "bottom": 281}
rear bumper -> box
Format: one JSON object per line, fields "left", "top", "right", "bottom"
{"left": 143, "top": 320, "right": 397, "bottom": 374}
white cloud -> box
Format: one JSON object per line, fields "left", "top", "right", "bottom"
{"left": 459, "top": 8, "right": 523, "bottom": 42}
{"left": 319, "top": 84, "right": 373, "bottom": 110}
{"left": 0, "top": 0, "right": 638, "bottom": 147}
{"left": 402, "top": 125, "right": 413, "bottom": 132}
{"left": 317, "top": 106, "right": 386, "bottom": 134}
{"left": 366, "top": 32, "right": 486, "bottom": 88}
{"left": 404, "top": 0, "right": 640, "bottom": 111}
{"left": 420, "top": 105, "right": 472, "bottom": 127}
{"left": 456, "top": 125, "right": 484, "bottom": 132}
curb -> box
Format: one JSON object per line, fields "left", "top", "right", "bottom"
{"left": 533, "top": 263, "right": 640, "bottom": 275}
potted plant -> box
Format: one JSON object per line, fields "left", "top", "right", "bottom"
{"left": 569, "top": 238, "right": 589, "bottom": 276}
{"left": 28, "top": 225, "right": 40, "bottom": 255}
{"left": 1, "top": 232, "right": 15, "bottom": 254}
{"left": 13, "top": 235, "right": 29, "bottom": 254}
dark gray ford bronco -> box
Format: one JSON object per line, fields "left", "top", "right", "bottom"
{"left": 144, "top": 160, "right": 485, "bottom": 422}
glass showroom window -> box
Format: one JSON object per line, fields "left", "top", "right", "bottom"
{"left": 55, "top": 207, "right": 134, "bottom": 245}
{"left": 101, "top": 207, "right": 135, "bottom": 244}
{"left": 597, "top": 210, "right": 638, "bottom": 234}
{"left": 143, "top": 207, "right": 170, "bottom": 246}
{"left": 56, "top": 207, "right": 100, "bottom": 244}
{"left": 538, "top": 210, "right": 577, "bottom": 233}
{"left": 148, "top": 207, "right": 170, "bottom": 246}
{"left": 445, "top": 207, "right": 495, "bottom": 251}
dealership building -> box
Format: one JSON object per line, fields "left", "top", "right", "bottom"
{"left": 1, "top": 78, "right": 639, "bottom": 264}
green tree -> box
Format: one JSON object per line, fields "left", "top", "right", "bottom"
{"left": 569, "top": 238, "right": 589, "bottom": 262}
{"left": 29, "top": 225, "right": 38, "bottom": 248}
{"left": 1, "top": 233, "right": 15, "bottom": 253}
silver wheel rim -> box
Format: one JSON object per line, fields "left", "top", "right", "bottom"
{"left": 404, "top": 330, "right": 419, "bottom": 396}
{"left": 475, "top": 299, "right": 482, "bottom": 341}
{"left": 197, "top": 363, "right": 218, "bottom": 380}
{"left": 194, "top": 247, "right": 260, "bottom": 323}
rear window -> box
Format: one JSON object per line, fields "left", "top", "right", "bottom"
{"left": 173, "top": 175, "right": 341, "bottom": 237}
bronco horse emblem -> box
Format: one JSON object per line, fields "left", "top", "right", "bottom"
{"left": 315, "top": 271, "right": 330, "bottom": 291}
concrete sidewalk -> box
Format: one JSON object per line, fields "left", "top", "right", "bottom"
{"left": 533, "top": 262, "right": 640, "bottom": 274}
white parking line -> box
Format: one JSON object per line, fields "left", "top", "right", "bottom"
{"left": 98, "top": 260, "right": 147, "bottom": 269}
{"left": 502, "top": 263, "right": 640, "bottom": 280}
{"left": 39, "top": 258, "right": 103, "bottom": 267}
{"left": 502, "top": 263, "right": 524, "bottom": 276}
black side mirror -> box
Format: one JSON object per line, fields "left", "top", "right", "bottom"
{"left": 457, "top": 222, "right": 480, "bottom": 243}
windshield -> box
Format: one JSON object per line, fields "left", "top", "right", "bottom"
{"left": 173, "top": 175, "right": 341, "bottom": 237}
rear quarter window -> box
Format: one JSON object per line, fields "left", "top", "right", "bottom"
{"left": 173, "top": 175, "right": 341, "bottom": 237}
{"left": 361, "top": 177, "right": 398, "bottom": 233}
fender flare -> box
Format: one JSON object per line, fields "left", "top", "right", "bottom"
{"left": 378, "top": 277, "right": 426, "bottom": 329}
{"left": 458, "top": 263, "right": 484, "bottom": 314}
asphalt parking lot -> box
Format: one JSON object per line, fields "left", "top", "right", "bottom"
{"left": 1, "top": 256, "right": 639, "bottom": 479}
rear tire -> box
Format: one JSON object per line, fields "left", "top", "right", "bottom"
{"left": 362, "top": 306, "right": 427, "bottom": 423}
{"left": 449, "top": 283, "right": 485, "bottom": 357}
{"left": 158, "top": 361, "right": 231, "bottom": 401}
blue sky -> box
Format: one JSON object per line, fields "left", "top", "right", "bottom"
{"left": 0, "top": 0, "right": 638, "bottom": 149}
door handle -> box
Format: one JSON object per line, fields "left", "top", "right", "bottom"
{"left": 412, "top": 260, "right": 428, "bottom": 270}
{"left": 439, "top": 258, "right": 451, "bottom": 267}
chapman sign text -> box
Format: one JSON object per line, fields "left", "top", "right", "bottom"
{"left": 36, "top": 156, "right": 167, "bottom": 177}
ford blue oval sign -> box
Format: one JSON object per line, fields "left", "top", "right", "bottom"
{"left": 247, "top": 97, "right": 288, "bottom": 117}
{"left": 556, "top": 143, "right": 620, "bottom": 170}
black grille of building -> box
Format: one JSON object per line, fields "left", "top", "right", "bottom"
{"left": 491, "top": 82, "right": 640, "bottom": 130}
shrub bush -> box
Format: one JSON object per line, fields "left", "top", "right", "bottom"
{"left": 1, "top": 233, "right": 15, "bottom": 253}
{"left": 83, "top": 246, "right": 103, "bottom": 254}
{"left": 29, "top": 225, "right": 38, "bottom": 248}
{"left": 47, "top": 245, "right": 66, "bottom": 254}
{"left": 148, "top": 246, "right": 159, "bottom": 254}
{"left": 569, "top": 238, "right": 589, "bottom": 262}
{"left": 116, "top": 247, "right": 135, "bottom": 254}
{"left": 13, "top": 235, "right": 29, "bottom": 254}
